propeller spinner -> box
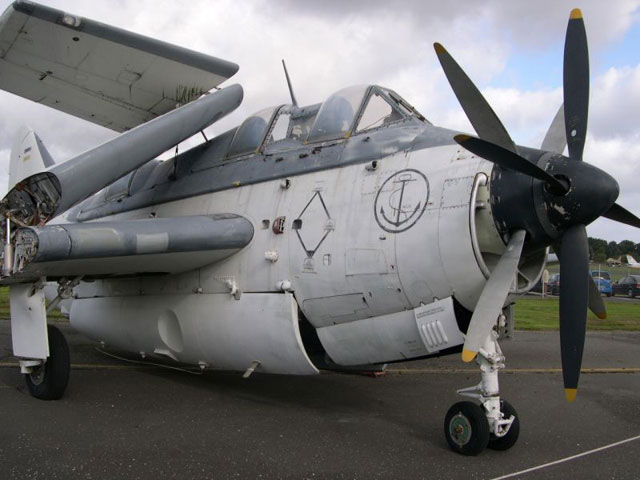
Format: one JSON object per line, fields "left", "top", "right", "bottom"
{"left": 435, "top": 9, "right": 640, "bottom": 401}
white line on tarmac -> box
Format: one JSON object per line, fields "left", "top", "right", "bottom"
{"left": 491, "top": 434, "right": 640, "bottom": 480}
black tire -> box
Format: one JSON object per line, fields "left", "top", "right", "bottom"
{"left": 488, "top": 400, "right": 520, "bottom": 451}
{"left": 606, "top": 292, "right": 612, "bottom": 297}
{"left": 629, "top": 289, "right": 634, "bottom": 299}
{"left": 444, "top": 401, "right": 489, "bottom": 456}
{"left": 25, "top": 325, "right": 70, "bottom": 400}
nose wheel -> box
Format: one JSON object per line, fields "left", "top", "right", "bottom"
{"left": 444, "top": 330, "right": 519, "bottom": 455}
{"left": 444, "top": 401, "right": 490, "bottom": 455}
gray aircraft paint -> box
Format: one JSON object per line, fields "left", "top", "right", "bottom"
{"left": 1, "top": 84, "right": 243, "bottom": 225}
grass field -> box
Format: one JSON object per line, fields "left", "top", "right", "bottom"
{"left": 515, "top": 297, "right": 640, "bottom": 330}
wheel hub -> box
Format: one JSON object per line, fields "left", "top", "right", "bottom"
{"left": 29, "top": 364, "right": 45, "bottom": 386}
{"left": 449, "top": 413, "right": 472, "bottom": 446}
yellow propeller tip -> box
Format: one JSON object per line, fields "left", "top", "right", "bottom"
{"left": 462, "top": 349, "right": 477, "bottom": 363}
{"left": 455, "top": 134, "right": 471, "bottom": 142}
{"left": 565, "top": 388, "right": 578, "bottom": 402}
{"left": 597, "top": 313, "right": 607, "bottom": 320}
{"left": 570, "top": 8, "right": 583, "bottom": 20}
{"left": 433, "top": 42, "right": 445, "bottom": 54}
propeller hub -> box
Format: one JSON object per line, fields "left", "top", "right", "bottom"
{"left": 489, "top": 149, "right": 619, "bottom": 251}
{"left": 542, "top": 155, "right": 619, "bottom": 230}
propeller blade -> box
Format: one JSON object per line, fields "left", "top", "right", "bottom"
{"left": 559, "top": 224, "right": 589, "bottom": 401}
{"left": 601, "top": 203, "right": 640, "bottom": 229}
{"left": 434, "top": 43, "right": 517, "bottom": 153}
{"left": 587, "top": 276, "right": 607, "bottom": 320}
{"left": 462, "top": 230, "right": 526, "bottom": 362}
{"left": 541, "top": 104, "right": 566, "bottom": 154}
{"left": 563, "top": 9, "right": 589, "bottom": 161}
{"left": 455, "top": 134, "right": 568, "bottom": 194}
{"left": 553, "top": 243, "right": 607, "bottom": 320}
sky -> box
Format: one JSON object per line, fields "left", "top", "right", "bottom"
{"left": 0, "top": 0, "right": 638, "bottom": 243}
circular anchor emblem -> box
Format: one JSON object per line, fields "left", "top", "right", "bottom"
{"left": 374, "top": 169, "right": 429, "bottom": 233}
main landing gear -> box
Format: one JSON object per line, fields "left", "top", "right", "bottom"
{"left": 444, "top": 330, "right": 519, "bottom": 455}
{"left": 23, "top": 324, "right": 70, "bottom": 400}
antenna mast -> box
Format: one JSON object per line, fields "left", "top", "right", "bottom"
{"left": 281, "top": 59, "right": 298, "bottom": 107}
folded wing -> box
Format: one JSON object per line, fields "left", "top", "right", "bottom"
{"left": 0, "top": 1, "right": 238, "bottom": 131}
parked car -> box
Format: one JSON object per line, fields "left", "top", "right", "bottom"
{"left": 592, "top": 276, "right": 612, "bottom": 297}
{"left": 547, "top": 273, "right": 560, "bottom": 295}
{"left": 612, "top": 275, "right": 640, "bottom": 298}
{"left": 590, "top": 270, "right": 611, "bottom": 280}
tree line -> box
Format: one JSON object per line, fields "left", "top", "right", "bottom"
{"left": 587, "top": 238, "right": 640, "bottom": 263}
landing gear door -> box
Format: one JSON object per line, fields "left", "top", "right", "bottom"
{"left": 10, "top": 284, "right": 48, "bottom": 359}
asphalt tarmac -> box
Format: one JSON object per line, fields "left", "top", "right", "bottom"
{"left": 1, "top": 319, "right": 639, "bottom": 480}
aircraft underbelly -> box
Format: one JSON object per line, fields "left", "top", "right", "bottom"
{"left": 70, "top": 292, "right": 318, "bottom": 375}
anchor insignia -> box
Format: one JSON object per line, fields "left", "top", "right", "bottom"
{"left": 374, "top": 169, "right": 429, "bottom": 233}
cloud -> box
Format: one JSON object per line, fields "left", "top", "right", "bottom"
{"left": 0, "top": 0, "right": 637, "bottom": 242}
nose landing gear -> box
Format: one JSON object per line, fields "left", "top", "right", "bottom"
{"left": 444, "top": 330, "right": 519, "bottom": 455}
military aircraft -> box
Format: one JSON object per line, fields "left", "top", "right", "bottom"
{"left": 626, "top": 255, "right": 640, "bottom": 269}
{"left": 606, "top": 256, "right": 622, "bottom": 267}
{"left": 1, "top": 1, "right": 639, "bottom": 456}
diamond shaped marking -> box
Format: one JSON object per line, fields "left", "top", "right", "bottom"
{"left": 295, "top": 191, "right": 332, "bottom": 258}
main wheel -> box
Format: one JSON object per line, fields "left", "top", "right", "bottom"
{"left": 488, "top": 400, "right": 520, "bottom": 451}
{"left": 629, "top": 288, "right": 635, "bottom": 298}
{"left": 444, "top": 401, "right": 489, "bottom": 455}
{"left": 24, "top": 325, "right": 70, "bottom": 400}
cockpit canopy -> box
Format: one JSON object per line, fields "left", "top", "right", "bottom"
{"left": 225, "top": 85, "right": 426, "bottom": 158}
{"left": 226, "top": 106, "right": 280, "bottom": 157}
{"left": 306, "top": 85, "right": 426, "bottom": 142}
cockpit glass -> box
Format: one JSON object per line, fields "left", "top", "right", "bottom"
{"left": 356, "top": 92, "right": 403, "bottom": 132}
{"left": 306, "top": 85, "right": 369, "bottom": 142}
{"left": 227, "top": 106, "right": 277, "bottom": 157}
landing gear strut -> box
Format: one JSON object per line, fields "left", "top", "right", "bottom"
{"left": 23, "top": 324, "right": 70, "bottom": 400}
{"left": 444, "top": 330, "right": 519, "bottom": 455}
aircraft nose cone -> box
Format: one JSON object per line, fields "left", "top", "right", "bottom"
{"left": 544, "top": 157, "right": 619, "bottom": 230}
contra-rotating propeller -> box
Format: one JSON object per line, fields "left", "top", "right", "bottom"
{"left": 435, "top": 9, "right": 640, "bottom": 401}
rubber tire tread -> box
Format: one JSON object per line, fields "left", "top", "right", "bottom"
{"left": 444, "top": 401, "right": 490, "bottom": 456}
{"left": 25, "top": 325, "right": 70, "bottom": 400}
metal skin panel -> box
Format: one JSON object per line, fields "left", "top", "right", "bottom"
{"left": 9, "top": 126, "right": 55, "bottom": 186}
{"left": 0, "top": 84, "right": 243, "bottom": 229}
{"left": 50, "top": 85, "right": 243, "bottom": 218}
{"left": 316, "top": 297, "right": 463, "bottom": 365}
{"left": 414, "top": 297, "right": 465, "bottom": 353}
{"left": 3, "top": 215, "right": 253, "bottom": 283}
{"left": 4, "top": 250, "right": 241, "bottom": 284}
{"left": 70, "top": 293, "right": 318, "bottom": 375}
{"left": 10, "top": 284, "right": 48, "bottom": 359}
{"left": 69, "top": 142, "right": 495, "bottom": 336}
{"left": 317, "top": 308, "right": 428, "bottom": 365}
{"left": 0, "top": 1, "right": 238, "bottom": 131}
